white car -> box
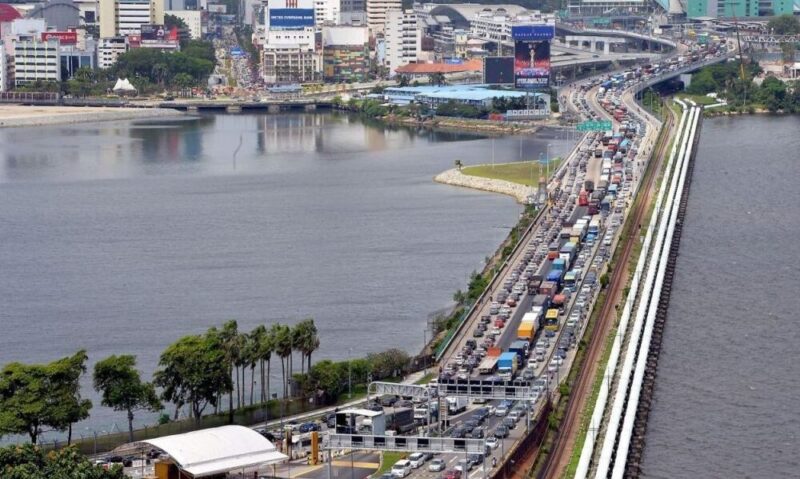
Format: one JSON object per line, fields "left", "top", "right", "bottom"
{"left": 495, "top": 406, "right": 509, "bottom": 417}
{"left": 407, "top": 453, "right": 426, "bottom": 469}
{"left": 428, "top": 458, "right": 446, "bottom": 472}
{"left": 485, "top": 436, "right": 500, "bottom": 449}
{"left": 391, "top": 459, "right": 412, "bottom": 477}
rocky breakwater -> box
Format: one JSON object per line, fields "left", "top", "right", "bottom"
{"left": 434, "top": 168, "right": 533, "bottom": 204}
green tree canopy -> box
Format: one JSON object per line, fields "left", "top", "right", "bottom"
{"left": 767, "top": 14, "right": 800, "bottom": 35}
{"left": 0, "top": 444, "right": 123, "bottom": 479}
{"left": 93, "top": 355, "right": 162, "bottom": 442}
{"left": 0, "top": 351, "right": 91, "bottom": 444}
{"left": 154, "top": 333, "right": 230, "bottom": 421}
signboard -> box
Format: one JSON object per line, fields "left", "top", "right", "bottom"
{"left": 141, "top": 24, "right": 167, "bottom": 41}
{"left": 514, "top": 39, "right": 550, "bottom": 89}
{"left": 230, "top": 46, "right": 245, "bottom": 57}
{"left": 511, "top": 25, "right": 555, "bottom": 42}
{"left": 577, "top": 120, "right": 613, "bottom": 131}
{"left": 208, "top": 4, "right": 227, "bottom": 13}
{"left": 41, "top": 31, "right": 77, "bottom": 45}
{"left": 444, "top": 58, "right": 463, "bottom": 65}
{"left": 506, "top": 109, "right": 550, "bottom": 120}
{"left": 269, "top": 8, "right": 315, "bottom": 29}
{"left": 483, "top": 57, "right": 514, "bottom": 85}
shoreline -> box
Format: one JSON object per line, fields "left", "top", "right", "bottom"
{"left": 0, "top": 105, "right": 186, "bottom": 128}
{"left": 434, "top": 167, "right": 533, "bottom": 204}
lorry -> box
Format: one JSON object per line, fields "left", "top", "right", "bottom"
{"left": 447, "top": 396, "right": 469, "bottom": 414}
{"left": 478, "top": 356, "right": 499, "bottom": 375}
{"left": 509, "top": 341, "right": 529, "bottom": 362}
{"left": 517, "top": 317, "right": 536, "bottom": 342}
{"left": 497, "top": 352, "right": 518, "bottom": 380}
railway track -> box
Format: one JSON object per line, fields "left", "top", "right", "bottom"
{"left": 540, "top": 103, "right": 677, "bottom": 479}
{"left": 623, "top": 109, "right": 701, "bottom": 477}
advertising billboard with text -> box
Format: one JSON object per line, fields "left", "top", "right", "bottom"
{"left": 140, "top": 24, "right": 167, "bottom": 41}
{"left": 514, "top": 39, "right": 550, "bottom": 89}
{"left": 41, "top": 31, "right": 77, "bottom": 45}
{"left": 483, "top": 57, "right": 514, "bottom": 85}
{"left": 269, "top": 8, "right": 315, "bottom": 29}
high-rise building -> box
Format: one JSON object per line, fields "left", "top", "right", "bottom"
{"left": 99, "top": 0, "right": 165, "bottom": 38}
{"left": 13, "top": 38, "right": 61, "bottom": 86}
{"left": 98, "top": 36, "right": 127, "bottom": 68}
{"left": 314, "top": 0, "right": 340, "bottom": 26}
{"left": 366, "top": 0, "right": 400, "bottom": 36}
{"left": 384, "top": 9, "right": 419, "bottom": 76}
{"left": 322, "top": 25, "right": 369, "bottom": 82}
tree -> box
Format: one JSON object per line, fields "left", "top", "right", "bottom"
{"left": 154, "top": 333, "right": 230, "bottom": 421}
{"left": 454, "top": 159, "right": 463, "bottom": 170}
{"left": 767, "top": 14, "right": 800, "bottom": 35}
{"left": 217, "top": 320, "right": 240, "bottom": 423}
{"left": 255, "top": 325, "right": 274, "bottom": 405}
{"left": 172, "top": 72, "right": 194, "bottom": 90}
{"left": 272, "top": 324, "right": 293, "bottom": 398}
{"left": 292, "top": 318, "right": 320, "bottom": 373}
{"left": 0, "top": 444, "right": 123, "bottom": 479}
{"left": 47, "top": 350, "right": 92, "bottom": 445}
{"left": 93, "top": 355, "right": 162, "bottom": 442}
{"left": 0, "top": 351, "right": 91, "bottom": 445}
{"left": 428, "top": 72, "right": 446, "bottom": 86}
{"left": 397, "top": 74, "right": 410, "bottom": 87}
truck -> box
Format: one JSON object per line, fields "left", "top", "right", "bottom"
{"left": 386, "top": 407, "right": 416, "bottom": 434}
{"left": 478, "top": 356, "right": 499, "bottom": 375}
{"left": 509, "top": 341, "right": 529, "bottom": 361}
{"left": 447, "top": 396, "right": 469, "bottom": 414}
{"left": 497, "top": 352, "right": 518, "bottom": 380}
{"left": 517, "top": 315, "right": 536, "bottom": 342}
{"left": 530, "top": 306, "right": 545, "bottom": 329}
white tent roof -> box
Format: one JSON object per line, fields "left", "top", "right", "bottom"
{"left": 112, "top": 78, "right": 136, "bottom": 92}
{"left": 339, "top": 408, "right": 384, "bottom": 417}
{"left": 140, "top": 425, "right": 288, "bottom": 477}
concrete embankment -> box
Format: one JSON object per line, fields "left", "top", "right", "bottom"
{"left": 434, "top": 168, "right": 532, "bottom": 204}
{"left": 0, "top": 105, "right": 185, "bottom": 128}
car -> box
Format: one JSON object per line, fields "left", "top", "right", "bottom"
{"left": 494, "top": 424, "right": 510, "bottom": 438}
{"left": 366, "top": 402, "right": 384, "bottom": 412}
{"left": 324, "top": 412, "right": 337, "bottom": 428}
{"left": 485, "top": 436, "right": 500, "bottom": 449}
{"left": 391, "top": 459, "right": 412, "bottom": 477}
{"left": 468, "top": 453, "right": 485, "bottom": 467}
{"left": 470, "top": 426, "right": 485, "bottom": 439}
{"left": 522, "top": 368, "right": 536, "bottom": 380}
{"left": 495, "top": 406, "right": 509, "bottom": 417}
{"left": 428, "top": 458, "right": 446, "bottom": 472}
{"left": 502, "top": 417, "right": 517, "bottom": 429}
{"left": 443, "top": 470, "right": 462, "bottom": 479}
{"left": 408, "top": 453, "right": 426, "bottom": 468}
{"left": 508, "top": 409, "right": 523, "bottom": 422}
{"left": 454, "top": 459, "right": 473, "bottom": 472}
{"left": 298, "top": 422, "right": 320, "bottom": 433}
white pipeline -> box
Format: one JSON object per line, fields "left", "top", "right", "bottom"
{"left": 610, "top": 106, "right": 701, "bottom": 478}
{"left": 574, "top": 100, "right": 689, "bottom": 479}
{"left": 594, "top": 103, "right": 697, "bottom": 479}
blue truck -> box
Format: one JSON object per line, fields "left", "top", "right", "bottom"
{"left": 497, "top": 352, "right": 518, "bottom": 380}
{"left": 509, "top": 340, "right": 530, "bottom": 362}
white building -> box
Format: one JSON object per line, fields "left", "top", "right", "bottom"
{"left": 384, "top": 9, "right": 419, "bottom": 76}
{"left": 261, "top": 26, "right": 319, "bottom": 83}
{"left": 0, "top": 51, "right": 7, "bottom": 92}
{"left": 165, "top": 9, "right": 204, "bottom": 39}
{"left": 13, "top": 38, "right": 61, "bottom": 85}
{"left": 366, "top": 0, "right": 400, "bottom": 36}
{"left": 314, "top": 0, "right": 340, "bottom": 26}
{"left": 99, "top": 0, "right": 165, "bottom": 38}
{"left": 470, "top": 10, "right": 555, "bottom": 45}
{"left": 97, "top": 35, "right": 127, "bottom": 68}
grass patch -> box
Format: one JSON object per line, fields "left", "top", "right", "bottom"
{"left": 415, "top": 372, "right": 436, "bottom": 385}
{"left": 461, "top": 159, "right": 563, "bottom": 186}
{"left": 375, "top": 451, "right": 407, "bottom": 476}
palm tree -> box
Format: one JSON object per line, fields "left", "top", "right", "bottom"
{"left": 218, "top": 320, "right": 240, "bottom": 423}
{"left": 253, "top": 325, "right": 274, "bottom": 405}
{"left": 273, "top": 324, "right": 293, "bottom": 398}
{"left": 295, "top": 318, "right": 320, "bottom": 373}
{"left": 244, "top": 329, "right": 260, "bottom": 406}
{"left": 233, "top": 332, "right": 248, "bottom": 409}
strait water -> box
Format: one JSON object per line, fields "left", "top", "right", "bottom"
{"left": 641, "top": 115, "right": 800, "bottom": 477}
{"left": 0, "top": 111, "right": 573, "bottom": 437}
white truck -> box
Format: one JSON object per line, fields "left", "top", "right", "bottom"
{"left": 446, "top": 396, "right": 469, "bottom": 414}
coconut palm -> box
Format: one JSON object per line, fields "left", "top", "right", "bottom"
{"left": 253, "top": 324, "right": 274, "bottom": 404}
{"left": 272, "top": 324, "right": 293, "bottom": 398}
{"left": 243, "top": 329, "right": 260, "bottom": 406}
{"left": 294, "top": 318, "right": 320, "bottom": 373}
{"left": 217, "top": 320, "right": 240, "bottom": 422}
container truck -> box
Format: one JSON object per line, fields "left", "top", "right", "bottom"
{"left": 478, "top": 356, "right": 499, "bottom": 375}
{"left": 509, "top": 341, "right": 529, "bottom": 361}
{"left": 532, "top": 294, "right": 551, "bottom": 311}
{"left": 497, "top": 352, "right": 518, "bottom": 380}
{"left": 447, "top": 397, "right": 469, "bottom": 414}
{"left": 517, "top": 316, "right": 536, "bottom": 342}
{"left": 552, "top": 258, "right": 566, "bottom": 271}
{"left": 539, "top": 281, "right": 557, "bottom": 298}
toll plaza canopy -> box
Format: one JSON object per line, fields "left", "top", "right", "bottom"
{"left": 140, "top": 425, "right": 288, "bottom": 477}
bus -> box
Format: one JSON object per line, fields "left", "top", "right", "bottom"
{"left": 545, "top": 308, "right": 560, "bottom": 331}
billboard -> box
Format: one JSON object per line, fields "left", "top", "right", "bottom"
{"left": 269, "top": 8, "right": 315, "bottom": 29}
{"left": 514, "top": 39, "right": 550, "bottom": 89}
{"left": 483, "top": 57, "right": 514, "bottom": 85}
{"left": 511, "top": 25, "right": 555, "bottom": 42}
{"left": 41, "top": 31, "right": 77, "bottom": 45}
{"left": 140, "top": 24, "right": 167, "bottom": 41}
{"left": 207, "top": 4, "right": 227, "bottom": 13}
